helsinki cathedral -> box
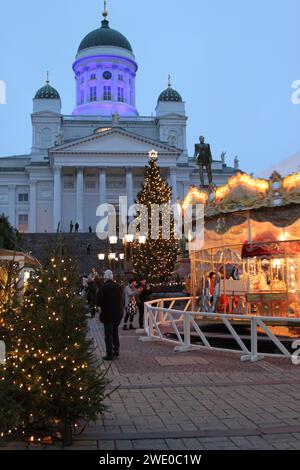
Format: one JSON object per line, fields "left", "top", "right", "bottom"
{"left": 0, "top": 3, "right": 238, "bottom": 234}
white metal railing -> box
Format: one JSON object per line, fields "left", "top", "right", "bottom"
{"left": 139, "top": 297, "right": 300, "bottom": 363}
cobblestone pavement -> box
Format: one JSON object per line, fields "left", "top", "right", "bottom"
{"left": 3, "top": 316, "right": 300, "bottom": 451}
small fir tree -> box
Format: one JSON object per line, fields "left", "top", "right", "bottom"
{"left": 0, "top": 242, "right": 109, "bottom": 445}
{"left": 23, "top": 243, "right": 109, "bottom": 444}
{"left": 0, "top": 260, "right": 28, "bottom": 436}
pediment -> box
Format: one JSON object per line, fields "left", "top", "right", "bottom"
{"left": 49, "top": 127, "right": 180, "bottom": 155}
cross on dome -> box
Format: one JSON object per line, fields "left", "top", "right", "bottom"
{"left": 103, "top": 0, "right": 108, "bottom": 19}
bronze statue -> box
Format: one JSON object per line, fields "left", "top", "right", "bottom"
{"left": 194, "top": 136, "right": 213, "bottom": 186}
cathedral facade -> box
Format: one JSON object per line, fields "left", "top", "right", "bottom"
{"left": 0, "top": 7, "right": 238, "bottom": 234}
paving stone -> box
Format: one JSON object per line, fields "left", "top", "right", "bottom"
{"left": 98, "top": 440, "right": 116, "bottom": 450}
{"left": 72, "top": 440, "right": 97, "bottom": 448}
{"left": 182, "top": 438, "right": 203, "bottom": 450}
{"left": 165, "top": 439, "right": 186, "bottom": 450}
{"left": 133, "top": 439, "right": 168, "bottom": 450}
{"left": 115, "top": 440, "right": 134, "bottom": 450}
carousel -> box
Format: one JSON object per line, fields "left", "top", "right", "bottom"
{"left": 182, "top": 171, "right": 300, "bottom": 322}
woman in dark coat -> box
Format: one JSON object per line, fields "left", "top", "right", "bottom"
{"left": 86, "top": 278, "right": 97, "bottom": 318}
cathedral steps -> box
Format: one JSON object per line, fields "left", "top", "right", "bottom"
{"left": 21, "top": 234, "right": 185, "bottom": 295}
{"left": 21, "top": 233, "right": 123, "bottom": 276}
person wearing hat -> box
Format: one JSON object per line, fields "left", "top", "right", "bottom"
{"left": 96, "top": 270, "right": 124, "bottom": 361}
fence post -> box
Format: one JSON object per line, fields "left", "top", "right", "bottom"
{"left": 184, "top": 313, "right": 191, "bottom": 349}
{"left": 250, "top": 317, "right": 259, "bottom": 362}
{"left": 159, "top": 299, "right": 165, "bottom": 324}
{"left": 148, "top": 305, "right": 155, "bottom": 337}
{"left": 175, "top": 312, "right": 192, "bottom": 352}
{"left": 139, "top": 304, "right": 157, "bottom": 342}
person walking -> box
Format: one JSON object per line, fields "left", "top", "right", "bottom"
{"left": 123, "top": 279, "right": 138, "bottom": 330}
{"left": 97, "top": 270, "right": 124, "bottom": 361}
{"left": 138, "top": 278, "right": 152, "bottom": 329}
{"left": 86, "top": 277, "right": 97, "bottom": 318}
{"left": 81, "top": 274, "right": 88, "bottom": 297}
{"left": 75, "top": 222, "right": 79, "bottom": 233}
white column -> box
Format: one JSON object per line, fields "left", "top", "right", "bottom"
{"left": 99, "top": 167, "right": 107, "bottom": 205}
{"left": 126, "top": 168, "right": 134, "bottom": 208}
{"left": 8, "top": 184, "right": 16, "bottom": 228}
{"left": 29, "top": 181, "right": 37, "bottom": 233}
{"left": 183, "top": 181, "right": 190, "bottom": 197}
{"left": 76, "top": 167, "right": 84, "bottom": 232}
{"left": 170, "top": 168, "right": 178, "bottom": 204}
{"left": 53, "top": 166, "right": 62, "bottom": 232}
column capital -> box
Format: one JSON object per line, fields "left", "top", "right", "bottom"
{"left": 53, "top": 164, "right": 62, "bottom": 173}
{"left": 76, "top": 166, "right": 85, "bottom": 172}
{"left": 8, "top": 183, "right": 16, "bottom": 189}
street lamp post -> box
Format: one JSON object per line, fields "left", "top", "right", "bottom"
{"left": 123, "top": 234, "right": 134, "bottom": 276}
{"left": 109, "top": 253, "right": 116, "bottom": 277}
{"left": 119, "top": 253, "right": 125, "bottom": 279}
{"left": 98, "top": 253, "right": 105, "bottom": 274}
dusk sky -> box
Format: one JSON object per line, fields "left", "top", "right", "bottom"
{"left": 0, "top": 0, "right": 299, "bottom": 175}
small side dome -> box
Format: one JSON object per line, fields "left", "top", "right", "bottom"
{"left": 35, "top": 77, "right": 60, "bottom": 100}
{"left": 158, "top": 77, "right": 182, "bottom": 103}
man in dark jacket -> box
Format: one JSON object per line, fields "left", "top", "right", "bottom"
{"left": 86, "top": 278, "right": 97, "bottom": 318}
{"left": 96, "top": 270, "right": 123, "bottom": 361}
{"left": 138, "top": 278, "right": 152, "bottom": 329}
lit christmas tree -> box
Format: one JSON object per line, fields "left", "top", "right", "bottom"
{"left": 0, "top": 242, "right": 109, "bottom": 445}
{"left": 22, "top": 243, "right": 109, "bottom": 445}
{"left": 0, "top": 260, "right": 27, "bottom": 437}
{"left": 132, "top": 151, "right": 180, "bottom": 284}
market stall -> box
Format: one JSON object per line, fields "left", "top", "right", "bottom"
{"left": 0, "top": 249, "right": 40, "bottom": 292}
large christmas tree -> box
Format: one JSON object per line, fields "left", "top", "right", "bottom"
{"left": 132, "top": 152, "right": 179, "bottom": 284}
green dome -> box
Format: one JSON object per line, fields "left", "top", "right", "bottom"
{"left": 35, "top": 83, "right": 60, "bottom": 100}
{"left": 78, "top": 19, "right": 133, "bottom": 53}
{"left": 158, "top": 85, "right": 182, "bottom": 103}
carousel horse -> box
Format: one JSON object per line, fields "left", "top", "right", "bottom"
{"left": 219, "top": 264, "right": 240, "bottom": 280}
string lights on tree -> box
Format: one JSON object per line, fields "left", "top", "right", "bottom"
{"left": 0, "top": 241, "right": 109, "bottom": 445}
{"left": 132, "top": 150, "right": 180, "bottom": 284}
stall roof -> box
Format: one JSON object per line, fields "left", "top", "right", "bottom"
{"left": 0, "top": 249, "right": 40, "bottom": 268}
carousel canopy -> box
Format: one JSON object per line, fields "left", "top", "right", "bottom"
{"left": 182, "top": 171, "right": 300, "bottom": 217}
